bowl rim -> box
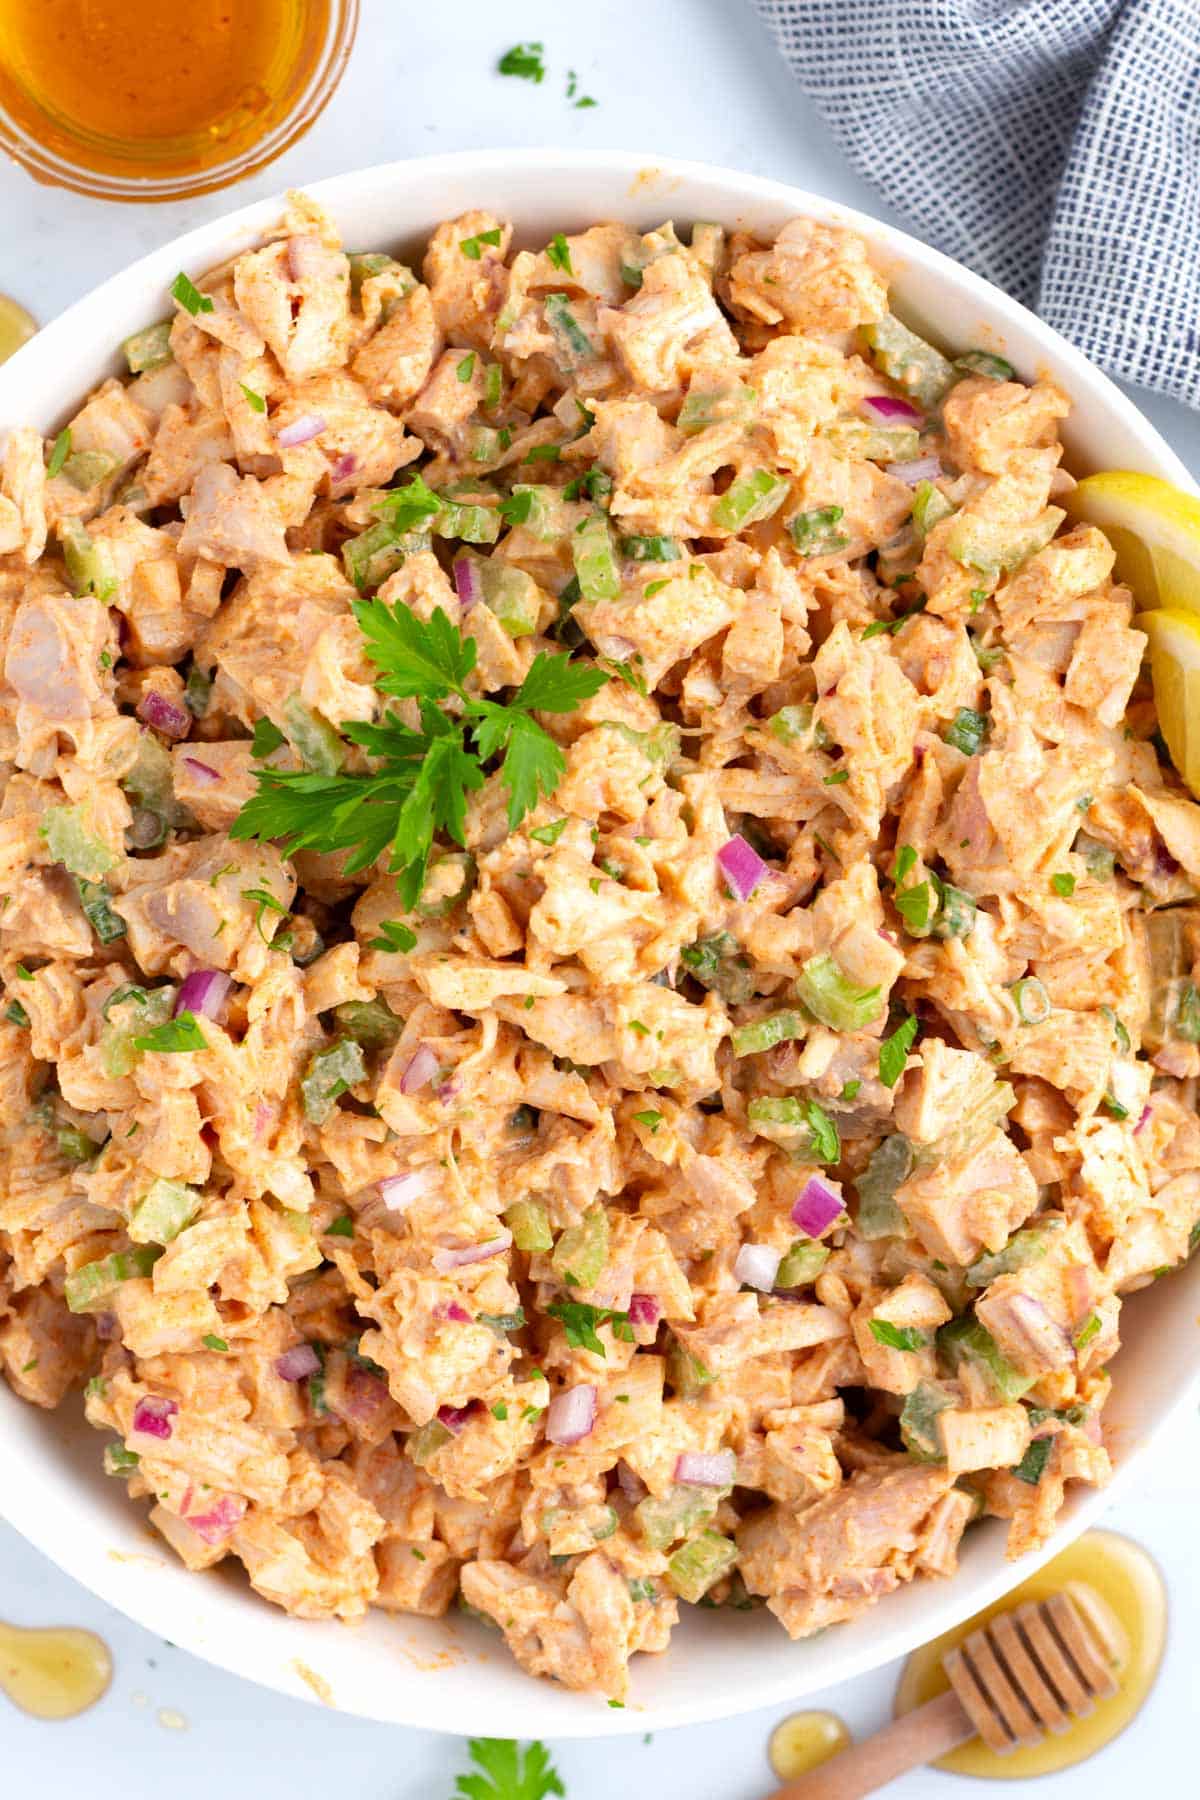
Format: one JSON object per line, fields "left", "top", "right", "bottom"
{"left": 1, "top": 147, "right": 1197, "bottom": 1739}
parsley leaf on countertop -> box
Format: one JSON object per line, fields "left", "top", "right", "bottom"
{"left": 455, "top": 1737, "right": 565, "bottom": 1800}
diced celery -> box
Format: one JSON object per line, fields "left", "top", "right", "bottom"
{"left": 283, "top": 694, "right": 343, "bottom": 775}
{"left": 41, "top": 804, "right": 119, "bottom": 883}
{"left": 332, "top": 998, "right": 403, "bottom": 1050}
{"left": 788, "top": 505, "right": 849, "bottom": 556}
{"left": 436, "top": 499, "right": 500, "bottom": 545}
{"left": 621, "top": 534, "right": 683, "bottom": 562}
{"left": 572, "top": 510, "right": 621, "bottom": 601}
{"left": 666, "top": 1333, "right": 716, "bottom": 1399}
{"left": 129, "top": 1178, "right": 201, "bottom": 1245}
{"left": 551, "top": 1204, "right": 609, "bottom": 1289}
{"left": 668, "top": 1530, "right": 739, "bottom": 1604}
{"left": 767, "top": 703, "right": 813, "bottom": 744}
{"left": 823, "top": 421, "right": 921, "bottom": 464}
{"left": 1078, "top": 835, "right": 1115, "bottom": 883}
{"left": 914, "top": 1073, "right": 1015, "bottom": 1168}
{"left": 861, "top": 314, "right": 956, "bottom": 409}
{"left": 121, "top": 731, "right": 188, "bottom": 846}
{"left": 677, "top": 381, "right": 756, "bottom": 436}
{"left": 944, "top": 510, "right": 1064, "bottom": 580}
{"left": 944, "top": 707, "right": 989, "bottom": 756}
{"left": 341, "top": 519, "right": 409, "bottom": 591}
{"left": 55, "top": 1124, "right": 100, "bottom": 1163}
{"left": 103, "top": 1443, "right": 141, "bottom": 1476}
{"left": 544, "top": 292, "right": 596, "bottom": 365}
{"left": 937, "top": 1314, "right": 1034, "bottom": 1402}
{"left": 775, "top": 1237, "right": 829, "bottom": 1288}
{"left": 678, "top": 933, "right": 756, "bottom": 1004}
{"left": 965, "top": 1221, "right": 1060, "bottom": 1288}
{"left": 122, "top": 319, "right": 174, "bottom": 375}
{"left": 795, "top": 952, "right": 882, "bottom": 1032}
{"left": 711, "top": 468, "right": 788, "bottom": 531}
{"left": 62, "top": 449, "right": 120, "bottom": 492}
{"left": 911, "top": 480, "right": 954, "bottom": 539}
{"left": 65, "top": 1245, "right": 162, "bottom": 1313}
{"left": 60, "top": 519, "right": 117, "bottom": 602}
{"left": 101, "top": 984, "right": 173, "bottom": 1079}
{"left": 301, "top": 1038, "right": 367, "bottom": 1125}
{"left": 480, "top": 560, "right": 541, "bottom": 637}
{"left": 597, "top": 719, "right": 680, "bottom": 766}
{"left": 731, "top": 1010, "right": 807, "bottom": 1057}
{"left": 900, "top": 1380, "right": 955, "bottom": 1461}
{"left": 407, "top": 1419, "right": 452, "bottom": 1466}
{"left": 854, "top": 1134, "right": 914, "bottom": 1239}
{"left": 75, "top": 878, "right": 126, "bottom": 944}
{"left": 468, "top": 425, "right": 512, "bottom": 465}
{"left": 635, "top": 1485, "right": 722, "bottom": 1552}
{"left": 954, "top": 350, "right": 1015, "bottom": 382}
{"left": 746, "top": 1096, "right": 841, "bottom": 1164}
{"left": 1174, "top": 981, "right": 1200, "bottom": 1044}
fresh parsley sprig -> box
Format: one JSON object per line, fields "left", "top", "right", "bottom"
{"left": 455, "top": 1737, "right": 564, "bottom": 1800}
{"left": 231, "top": 601, "right": 607, "bottom": 907}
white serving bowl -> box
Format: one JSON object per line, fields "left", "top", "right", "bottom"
{"left": 1, "top": 150, "right": 1196, "bottom": 1739}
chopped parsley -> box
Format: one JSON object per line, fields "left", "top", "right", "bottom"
{"left": 632, "top": 1109, "right": 663, "bottom": 1133}
{"left": 869, "top": 1319, "right": 927, "bottom": 1352}
{"left": 240, "top": 383, "right": 267, "bottom": 413}
{"left": 497, "top": 42, "right": 545, "bottom": 83}
{"left": 326, "top": 1215, "right": 355, "bottom": 1239}
{"left": 545, "top": 1301, "right": 633, "bottom": 1358}
{"left": 879, "top": 1011, "right": 919, "bottom": 1088}
{"left": 132, "top": 1011, "right": 208, "bottom": 1054}
{"left": 170, "top": 271, "right": 214, "bottom": 316}
{"left": 1011, "top": 1435, "right": 1054, "bottom": 1486}
{"left": 46, "top": 428, "right": 71, "bottom": 478}
{"left": 251, "top": 716, "right": 285, "bottom": 757}
{"left": 453, "top": 1737, "right": 564, "bottom": 1800}
{"left": 1051, "top": 871, "right": 1076, "bottom": 897}
{"left": 456, "top": 353, "right": 477, "bottom": 382}
{"left": 202, "top": 1334, "right": 229, "bottom": 1352}
{"left": 460, "top": 228, "right": 503, "bottom": 261}
{"left": 545, "top": 234, "right": 573, "bottom": 274}
{"left": 368, "top": 919, "right": 417, "bottom": 955}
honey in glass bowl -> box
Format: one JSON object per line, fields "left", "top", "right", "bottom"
{"left": 0, "top": 0, "right": 358, "bottom": 201}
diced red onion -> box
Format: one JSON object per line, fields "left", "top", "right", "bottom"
{"left": 185, "top": 1493, "right": 245, "bottom": 1546}
{"left": 433, "top": 1300, "right": 472, "bottom": 1324}
{"left": 733, "top": 1242, "right": 782, "bottom": 1293}
{"left": 131, "top": 1395, "right": 178, "bottom": 1440}
{"left": 1006, "top": 1293, "right": 1073, "bottom": 1369}
{"left": 791, "top": 1176, "right": 844, "bottom": 1238}
{"left": 616, "top": 1460, "right": 648, "bottom": 1501}
{"left": 330, "top": 452, "right": 358, "bottom": 482}
{"left": 862, "top": 393, "right": 924, "bottom": 425}
{"left": 399, "top": 1044, "right": 438, "bottom": 1094}
{"left": 138, "top": 690, "right": 191, "bottom": 740}
{"left": 275, "top": 1344, "right": 321, "bottom": 1382}
{"left": 453, "top": 557, "right": 482, "bottom": 611}
{"left": 334, "top": 1367, "right": 390, "bottom": 1422}
{"left": 1134, "top": 1103, "right": 1152, "bottom": 1135}
{"left": 181, "top": 756, "right": 221, "bottom": 784}
{"left": 174, "top": 969, "right": 231, "bottom": 1022}
{"left": 674, "top": 1449, "right": 736, "bottom": 1487}
{"left": 380, "top": 1171, "right": 428, "bottom": 1213}
{"left": 253, "top": 1100, "right": 274, "bottom": 1142}
{"left": 890, "top": 454, "right": 943, "bottom": 486}
{"left": 599, "top": 634, "right": 637, "bottom": 662}
{"left": 94, "top": 1310, "right": 119, "bottom": 1341}
{"left": 717, "top": 833, "right": 767, "bottom": 902}
{"left": 435, "top": 1076, "right": 462, "bottom": 1104}
{"left": 546, "top": 1383, "right": 597, "bottom": 1446}
{"left": 431, "top": 1231, "right": 512, "bottom": 1273}
{"left": 437, "top": 1400, "right": 482, "bottom": 1435}
{"left": 276, "top": 412, "right": 327, "bottom": 449}
{"left": 628, "top": 1293, "right": 661, "bottom": 1329}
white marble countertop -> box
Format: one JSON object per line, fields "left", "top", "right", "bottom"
{"left": 3, "top": 2, "right": 1199, "bottom": 1791}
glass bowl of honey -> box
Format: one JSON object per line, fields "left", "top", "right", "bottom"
{"left": 0, "top": 0, "right": 358, "bottom": 202}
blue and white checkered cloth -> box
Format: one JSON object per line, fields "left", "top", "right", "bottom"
{"left": 753, "top": 0, "right": 1200, "bottom": 407}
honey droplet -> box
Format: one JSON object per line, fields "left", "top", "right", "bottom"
{"left": 0, "top": 295, "right": 37, "bottom": 365}
{"left": 894, "top": 1528, "right": 1166, "bottom": 1779}
{"left": 768, "top": 1709, "right": 852, "bottom": 1781}
{"left": 0, "top": 1619, "right": 112, "bottom": 1720}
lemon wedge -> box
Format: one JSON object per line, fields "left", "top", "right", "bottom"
{"left": 1137, "top": 608, "right": 1200, "bottom": 795}
{"left": 1068, "top": 470, "right": 1200, "bottom": 616}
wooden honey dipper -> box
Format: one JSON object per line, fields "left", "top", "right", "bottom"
{"left": 767, "top": 1589, "right": 1126, "bottom": 1799}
